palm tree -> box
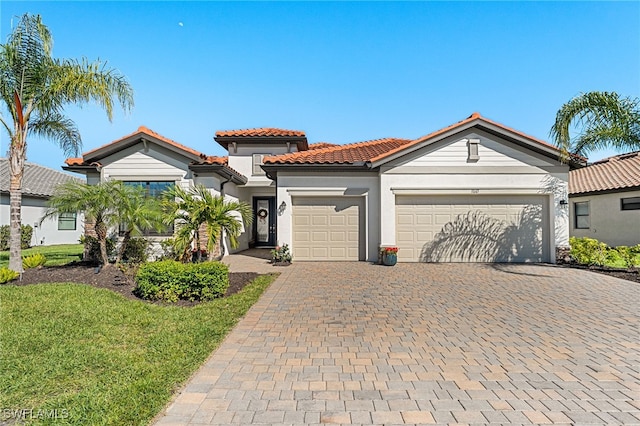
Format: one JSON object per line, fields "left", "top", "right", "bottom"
{"left": 162, "top": 185, "right": 253, "bottom": 262}
{"left": 550, "top": 91, "right": 640, "bottom": 160}
{"left": 114, "top": 184, "right": 164, "bottom": 264}
{"left": 44, "top": 180, "right": 125, "bottom": 266}
{"left": 0, "top": 13, "right": 133, "bottom": 271}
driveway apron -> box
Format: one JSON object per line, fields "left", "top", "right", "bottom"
{"left": 154, "top": 262, "right": 639, "bottom": 425}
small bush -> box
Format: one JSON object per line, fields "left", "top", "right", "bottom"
{"left": 80, "top": 235, "right": 116, "bottom": 263}
{"left": 22, "top": 253, "right": 46, "bottom": 269}
{"left": 0, "top": 267, "right": 19, "bottom": 284}
{"left": 613, "top": 245, "right": 640, "bottom": 268}
{"left": 134, "top": 260, "right": 229, "bottom": 302}
{"left": 0, "top": 224, "right": 34, "bottom": 250}
{"left": 121, "top": 237, "right": 149, "bottom": 264}
{"left": 570, "top": 237, "right": 608, "bottom": 266}
{"left": 271, "top": 244, "right": 292, "bottom": 263}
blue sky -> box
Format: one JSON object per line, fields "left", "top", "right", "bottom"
{"left": 1, "top": 1, "right": 639, "bottom": 171}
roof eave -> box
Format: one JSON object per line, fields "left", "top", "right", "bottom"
{"left": 569, "top": 185, "right": 640, "bottom": 197}
{"left": 214, "top": 135, "right": 309, "bottom": 151}
{"left": 188, "top": 163, "right": 248, "bottom": 185}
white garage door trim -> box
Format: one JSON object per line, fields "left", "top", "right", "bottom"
{"left": 292, "top": 196, "right": 365, "bottom": 261}
{"left": 396, "top": 194, "right": 550, "bottom": 263}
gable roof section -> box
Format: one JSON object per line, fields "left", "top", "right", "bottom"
{"left": 369, "top": 112, "right": 568, "bottom": 167}
{"left": 66, "top": 126, "right": 208, "bottom": 166}
{"left": 569, "top": 151, "right": 640, "bottom": 195}
{"left": 1, "top": 158, "right": 82, "bottom": 198}
{"left": 263, "top": 138, "right": 412, "bottom": 165}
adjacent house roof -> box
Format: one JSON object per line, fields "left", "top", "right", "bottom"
{"left": 264, "top": 138, "right": 412, "bottom": 164}
{"left": 308, "top": 142, "right": 338, "bottom": 150}
{"left": 0, "top": 158, "right": 82, "bottom": 198}
{"left": 569, "top": 151, "right": 640, "bottom": 195}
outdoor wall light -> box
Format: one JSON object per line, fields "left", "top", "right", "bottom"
{"left": 278, "top": 201, "right": 287, "bottom": 215}
{"left": 559, "top": 199, "right": 568, "bottom": 206}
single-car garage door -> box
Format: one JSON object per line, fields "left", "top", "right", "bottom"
{"left": 396, "top": 195, "right": 549, "bottom": 262}
{"left": 292, "top": 197, "right": 364, "bottom": 261}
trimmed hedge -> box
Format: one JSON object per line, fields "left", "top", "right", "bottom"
{"left": 134, "top": 260, "right": 229, "bottom": 302}
{"left": 570, "top": 237, "right": 640, "bottom": 268}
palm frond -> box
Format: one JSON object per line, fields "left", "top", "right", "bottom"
{"left": 28, "top": 111, "right": 81, "bottom": 156}
{"left": 550, "top": 91, "right": 640, "bottom": 160}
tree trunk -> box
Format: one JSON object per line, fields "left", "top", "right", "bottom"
{"left": 8, "top": 133, "right": 27, "bottom": 272}
{"left": 94, "top": 220, "right": 109, "bottom": 267}
{"left": 117, "top": 230, "right": 131, "bottom": 264}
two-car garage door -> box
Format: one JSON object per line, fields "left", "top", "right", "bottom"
{"left": 396, "top": 195, "right": 549, "bottom": 262}
{"left": 292, "top": 197, "right": 365, "bottom": 261}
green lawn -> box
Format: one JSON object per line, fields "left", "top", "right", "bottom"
{"left": 0, "top": 244, "right": 83, "bottom": 268}
{"left": 0, "top": 274, "right": 277, "bottom": 425}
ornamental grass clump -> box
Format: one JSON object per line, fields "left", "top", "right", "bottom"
{"left": 22, "top": 253, "right": 46, "bottom": 269}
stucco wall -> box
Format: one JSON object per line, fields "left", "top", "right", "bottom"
{"left": 1, "top": 194, "right": 84, "bottom": 246}
{"left": 569, "top": 189, "right": 640, "bottom": 247}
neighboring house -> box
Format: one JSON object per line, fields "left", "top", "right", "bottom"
{"left": 0, "top": 158, "right": 84, "bottom": 246}
{"left": 64, "top": 113, "right": 577, "bottom": 263}
{"left": 569, "top": 151, "right": 640, "bottom": 247}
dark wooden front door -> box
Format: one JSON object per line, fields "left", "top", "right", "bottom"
{"left": 253, "top": 197, "right": 276, "bottom": 247}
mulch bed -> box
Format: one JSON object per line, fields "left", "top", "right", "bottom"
{"left": 556, "top": 262, "right": 640, "bottom": 284}
{"left": 11, "top": 262, "right": 261, "bottom": 306}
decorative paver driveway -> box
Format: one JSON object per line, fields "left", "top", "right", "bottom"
{"left": 154, "top": 263, "right": 639, "bottom": 425}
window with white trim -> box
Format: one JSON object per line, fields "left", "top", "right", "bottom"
{"left": 574, "top": 201, "right": 590, "bottom": 229}
{"left": 58, "top": 212, "right": 77, "bottom": 230}
{"left": 252, "top": 154, "right": 266, "bottom": 175}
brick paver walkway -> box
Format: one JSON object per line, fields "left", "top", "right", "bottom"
{"left": 154, "top": 262, "right": 639, "bottom": 425}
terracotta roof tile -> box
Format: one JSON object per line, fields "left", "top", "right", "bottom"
{"left": 264, "top": 138, "right": 412, "bottom": 164}
{"left": 308, "top": 142, "right": 338, "bottom": 150}
{"left": 570, "top": 151, "right": 640, "bottom": 195}
{"left": 215, "top": 127, "right": 306, "bottom": 138}
{"left": 80, "top": 126, "right": 207, "bottom": 161}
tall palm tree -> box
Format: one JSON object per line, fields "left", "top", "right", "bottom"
{"left": 114, "top": 184, "right": 164, "bottom": 264}
{"left": 44, "top": 180, "right": 125, "bottom": 266}
{"left": 162, "top": 185, "right": 253, "bottom": 262}
{"left": 550, "top": 91, "right": 640, "bottom": 160}
{"left": 0, "top": 13, "right": 133, "bottom": 271}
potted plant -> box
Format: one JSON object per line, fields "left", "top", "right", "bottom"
{"left": 271, "top": 244, "right": 292, "bottom": 266}
{"left": 380, "top": 246, "right": 398, "bottom": 266}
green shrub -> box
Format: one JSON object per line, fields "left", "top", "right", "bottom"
{"left": 0, "top": 267, "right": 19, "bottom": 284}
{"left": 121, "top": 237, "right": 149, "bottom": 264}
{"left": 134, "top": 260, "right": 229, "bottom": 302}
{"left": 79, "top": 235, "right": 116, "bottom": 263}
{"left": 0, "top": 224, "right": 34, "bottom": 250}
{"left": 22, "top": 253, "right": 46, "bottom": 269}
{"left": 569, "top": 236, "right": 608, "bottom": 266}
{"left": 614, "top": 245, "right": 640, "bottom": 268}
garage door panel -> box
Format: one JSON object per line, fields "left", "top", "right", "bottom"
{"left": 396, "top": 195, "right": 549, "bottom": 263}
{"left": 293, "top": 197, "right": 363, "bottom": 261}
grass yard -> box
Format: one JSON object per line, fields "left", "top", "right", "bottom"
{"left": 0, "top": 274, "right": 276, "bottom": 425}
{"left": 0, "top": 244, "right": 83, "bottom": 268}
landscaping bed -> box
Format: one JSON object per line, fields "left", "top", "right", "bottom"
{"left": 558, "top": 262, "right": 640, "bottom": 284}
{"left": 11, "top": 261, "right": 261, "bottom": 305}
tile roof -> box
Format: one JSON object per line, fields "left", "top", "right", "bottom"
{"left": 83, "top": 126, "right": 207, "bottom": 161}
{"left": 264, "top": 138, "right": 412, "bottom": 164}
{"left": 569, "top": 151, "right": 640, "bottom": 195}
{"left": 369, "top": 112, "right": 564, "bottom": 164}
{"left": 308, "top": 142, "right": 338, "bottom": 150}
{"left": 215, "top": 128, "right": 306, "bottom": 138}
{"left": 1, "top": 158, "right": 82, "bottom": 197}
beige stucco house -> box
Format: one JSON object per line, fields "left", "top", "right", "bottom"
{"left": 64, "top": 113, "right": 575, "bottom": 263}
{"left": 569, "top": 151, "right": 640, "bottom": 247}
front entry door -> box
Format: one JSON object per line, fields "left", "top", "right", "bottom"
{"left": 254, "top": 197, "right": 276, "bottom": 247}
